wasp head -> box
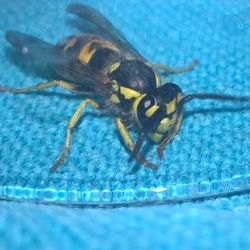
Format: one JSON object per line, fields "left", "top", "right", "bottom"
{"left": 129, "top": 83, "right": 183, "bottom": 161}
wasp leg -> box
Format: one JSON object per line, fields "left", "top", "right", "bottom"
{"left": 154, "top": 60, "right": 199, "bottom": 74}
{"left": 157, "top": 113, "right": 183, "bottom": 159}
{"left": 0, "top": 80, "right": 76, "bottom": 93}
{"left": 51, "top": 98, "right": 99, "bottom": 172}
{"left": 115, "top": 118, "right": 158, "bottom": 170}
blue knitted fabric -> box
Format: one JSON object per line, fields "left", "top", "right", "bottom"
{"left": 1, "top": 196, "right": 250, "bottom": 250}
{"left": 0, "top": 0, "right": 250, "bottom": 249}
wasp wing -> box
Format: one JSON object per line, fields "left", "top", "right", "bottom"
{"left": 67, "top": 3, "right": 146, "bottom": 61}
{"left": 6, "top": 30, "right": 68, "bottom": 64}
{"left": 52, "top": 61, "right": 109, "bottom": 95}
{"left": 5, "top": 30, "right": 109, "bottom": 95}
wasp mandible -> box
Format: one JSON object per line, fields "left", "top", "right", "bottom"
{"left": 1, "top": 3, "right": 249, "bottom": 171}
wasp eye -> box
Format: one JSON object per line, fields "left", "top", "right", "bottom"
{"left": 133, "top": 94, "right": 159, "bottom": 130}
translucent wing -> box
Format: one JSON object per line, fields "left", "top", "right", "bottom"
{"left": 6, "top": 30, "right": 67, "bottom": 64}
{"left": 5, "top": 30, "right": 109, "bottom": 95}
{"left": 67, "top": 3, "right": 146, "bottom": 61}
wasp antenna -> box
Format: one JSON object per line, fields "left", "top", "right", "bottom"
{"left": 180, "top": 93, "right": 250, "bottom": 106}
{"left": 129, "top": 131, "right": 146, "bottom": 162}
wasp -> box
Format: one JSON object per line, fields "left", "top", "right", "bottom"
{"left": 1, "top": 3, "right": 249, "bottom": 171}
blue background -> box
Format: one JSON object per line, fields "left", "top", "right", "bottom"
{"left": 0, "top": 0, "right": 250, "bottom": 249}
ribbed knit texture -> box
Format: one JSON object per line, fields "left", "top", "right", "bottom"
{"left": 0, "top": 1, "right": 249, "bottom": 249}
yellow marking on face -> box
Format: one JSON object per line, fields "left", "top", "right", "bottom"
{"left": 110, "top": 94, "right": 121, "bottom": 104}
{"left": 108, "top": 62, "right": 121, "bottom": 74}
{"left": 145, "top": 105, "right": 159, "bottom": 117}
{"left": 63, "top": 37, "right": 78, "bottom": 52}
{"left": 120, "top": 86, "right": 141, "bottom": 100}
{"left": 157, "top": 113, "right": 177, "bottom": 134}
{"left": 148, "top": 132, "right": 163, "bottom": 143}
{"left": 166, "top": 98, "right": 177, "bottom": 114}
{"left": 157, "top": 117, "right": 171, "bottom": 134}
{"left": 79, "top": 39, "right": 119, "bottom": 64}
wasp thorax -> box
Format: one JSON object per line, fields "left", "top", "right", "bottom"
{"left": 131, "top": 83, "right": 184, "bottom": 143}
{"left": 109, "top": 60, "right": 159, "bottom": 93}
